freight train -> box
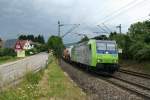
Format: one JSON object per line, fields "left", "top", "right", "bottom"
{"left": 63, "top": 39, "right": 119, "bottom": 74}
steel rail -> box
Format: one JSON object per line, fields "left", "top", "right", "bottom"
{"left": 119, "top": 69, "right": 150, "bottom": 80}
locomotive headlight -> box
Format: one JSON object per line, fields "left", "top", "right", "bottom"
{"left": 113, "top": 59, "right": 118, "bottom": 63}
{"left": 97, "top": 59, "right": 102, "bottom": 63}
{"left": 116, "top": 59, "right": 118, "bottom": 63}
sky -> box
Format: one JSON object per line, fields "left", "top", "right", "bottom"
{"left": 0, "top": 0, "right": 150, "bottom": 44}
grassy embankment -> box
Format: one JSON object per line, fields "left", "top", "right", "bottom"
{"left": 0, "top": 56, "right": 21, "bottom": 65}
{"left": 120, "top": 60, "right": 150, "bottom": 74}
{"left": 0, "top": 55, "right": 86, "bottom": 100}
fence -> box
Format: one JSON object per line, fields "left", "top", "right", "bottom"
{"left": 0, "top": 52, "right": 49, "bottom": 89}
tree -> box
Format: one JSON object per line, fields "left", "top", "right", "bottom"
{"left": 27, "top": 35, "right": 34, "bottom": 41}
{"left": 37, "top": 35, "right": 45, "bottom": 44}
{"left": 125, "top": 20, "right": 150, "bottom": 61}
{"left": 109, "top": 32, "right": 117, "bottom": 40}
{"left": 128, "top": 20, "right": 150, "bottom": 41}
{"left": 109, "top": 33, "right": 132, "bottom": 59}
{"left": 18, "top": 35, "right": 27, "bottom": 40}
{"left": 47, "top": 36, "right": 64, "bottom": 58}
{"left": 93, "top": 35, "right": 108, "bottom": 40}
{"left": 78, "top": 36, "right": 89, "bottom": 43}
{"left": 18, "top": 34, "right": 45, "bottom": 44}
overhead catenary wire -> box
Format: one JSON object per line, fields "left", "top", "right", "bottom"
{"left": 94, "top": 0, "right": 141, "bottom": 34}
{"left": 102, "top": 23, "right": 112, "bottom": 33}
{"left": 94, "top": 0, "right": 147, "bottom": 34}
{"left": 97, "top": 0, "right": 138, "bottom": 24}
{"left": 101, "top": 0, "right": 147, "bottom": 23}
{"left": 97, "top": 25, "right": 109, "bottom": 34}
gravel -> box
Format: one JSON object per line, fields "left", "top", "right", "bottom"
{"left": 114, "top": 72, "right": 150, "bottom": 90}
{"left": 60, "top": 60, "right": 143, "bottom": 100}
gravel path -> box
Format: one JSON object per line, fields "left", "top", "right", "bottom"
{"left": 0, "top": 52, "right": 48, "bottom": 87}
{"left": 60, "top": 60, "right": 144, "bottom": 100}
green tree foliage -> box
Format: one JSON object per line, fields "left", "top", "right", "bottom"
{"left": 47, "top": 36, "right": 64, "bottom": 58}
{"left": 37, "top": 35, "right": 45, "bottom": 44}
{"left": 27, "top": 35, "right": 34, "bottom": 41}
{"left": 93, "top": 35, "right": 108, "bottom": 40}
{"left": 18, "top": 35, "right": 27, "bottom": 40}
{"left": 109, "top": 33, "right": 132, "bottom": 59}
{"left": 111, "top": 20, "right": 150, "bottom": 61}
{"left": 18, "top": 34, "right": 45, "bottom": 44}
{"left": 127, "top": 20, "right": 150, "bottom": 61}
{"left": 78, "top": 36, "right": 89, "bottom": 43}
{"left": 0, "top": 48, "right": 16, "bottom": 57}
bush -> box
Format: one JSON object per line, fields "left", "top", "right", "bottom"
{"left": 35, "top": 44, "right": 48, "bottom": 52}
{"left": 134, "top": 44, "right": 150, "bottom": 61}
{"left": 0, "top": 56, "right": 14, "bottom": 61}
{"left": 25, "top": 48, "right": 38, "bottom": 56}
{"left": 0, "top": 48, "right": 16, "bottom": 57}
{"left": 25, "top": 72, "right": 41, "bottom": 85}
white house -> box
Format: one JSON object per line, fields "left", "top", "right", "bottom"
{"left": 15, "top": 40, "right": 34, "bottom": 52}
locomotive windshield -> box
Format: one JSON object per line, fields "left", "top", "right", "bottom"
{"left": 96, "top": 43, "right": 106, "bottom": 50}
{"left": 107, "top": 43, "right": 116, "bottom": 50}
{"left": 96, "top": 42, "right": 116, "bottom": 51}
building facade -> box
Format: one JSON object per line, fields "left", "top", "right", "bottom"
{"left": 15, "top": 40, "right": 34, "bottom": 52}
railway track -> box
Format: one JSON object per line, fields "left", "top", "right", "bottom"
{"left": 62, "top": 60, "right": 150, "bottom": 99}
{"left": 119, "top": 69, "right": 150, "bottom": 80}
{"left": 103, "top": 76, "right": 150, "bottom": 100}
{"left": 95, "top": 70, "right": 150, "bottom": 99}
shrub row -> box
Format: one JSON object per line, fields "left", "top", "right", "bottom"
{"left": 0, "top": 48, "right": 16, "bottom": 57}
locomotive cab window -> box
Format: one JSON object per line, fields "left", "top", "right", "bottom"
{"left": 107, "top": 43, "right": 116, "bottom": 50}
{"left": 96, "top": 42, "right": 116, "bottom": 51}
{"left": 96, "top": 42, "right": 106, "bottom": 50}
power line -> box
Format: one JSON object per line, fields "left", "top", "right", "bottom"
{"left": 97, "top": 25, "right": 109, "bottom": 34}
{"left": 61, "top": 24, "right": 80, "bottom": 38}
{"left": 100, "top": 0, "right": 137, "bottom": 22}
{"left": 102, "top": 23, "right": 112, "bottom": 33}
{"left": 57, "top": 21, "right": 80, "bottom": 38}
{"left": 102, "top": 0, "right": 147, "bottom": 23}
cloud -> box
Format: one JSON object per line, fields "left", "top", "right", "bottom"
{"left": 0, "top": 0, "right": 150, "bottom": 43}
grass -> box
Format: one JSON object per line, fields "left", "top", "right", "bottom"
{"left": 38, "top": 57, "right": 87, "bottom": 100}
{"left": 0, "top": 55, "right": 87, "bottom": 100}
{"left": 0, "top": 69, "right": 45, "bottom": 100}
{"left": 0, "top": 56, "right": 21, "bottom": 65}
{"left": 120, "top": 59, "right": 150, "bottom": 74}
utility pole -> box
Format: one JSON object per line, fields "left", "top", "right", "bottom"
{"left": 116, "top": 24, "right": 121, "bottom": 34}
{"left": 58, "top": 21, "right": 60, "bottom": 37}
{"left": 57, "top": 21, "right": 79, "bottom": 38}
{"left": 148, "top": 14, "right": 150, "bottom": 21}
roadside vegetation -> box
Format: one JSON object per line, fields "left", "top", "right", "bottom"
{"left": 38, "top": 56, "right": 86, "bottom": 100}
{"left": 0, "top": 56, "right": 20, "bottom": 65}
{"left": 0, "top": 55, "right": 86, "bottom": 100}
{"left": 47, "top": 36, "right": 64, "bottom": 58}
{"left": 0, "top": 48, "right": 17, "bottom": 64}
